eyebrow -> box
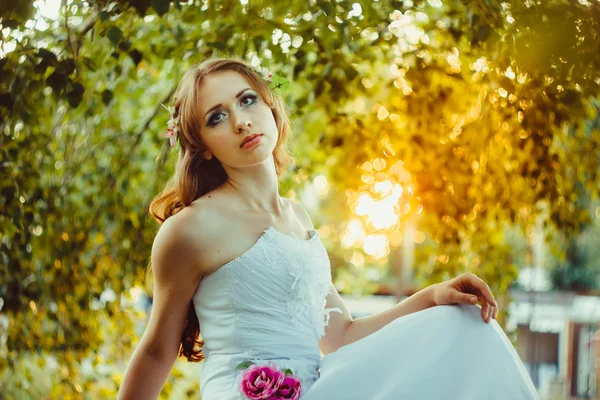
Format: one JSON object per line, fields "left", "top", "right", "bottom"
{"left": 203, "top": 88, "right": 252, "bottom": 121}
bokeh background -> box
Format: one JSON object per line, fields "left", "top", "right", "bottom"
{"left": 1, "top": 0, "right": 600, "bottom": 399}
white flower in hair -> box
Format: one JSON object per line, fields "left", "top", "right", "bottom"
{"left": 161, "top": 104, "right": 179, "bottom": 147}
{"left": 257, "top": 66, "right": 273, "bottom": 82}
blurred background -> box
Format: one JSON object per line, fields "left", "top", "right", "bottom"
{"left": 1, "top": 0, "right": 599, "bottom": 399}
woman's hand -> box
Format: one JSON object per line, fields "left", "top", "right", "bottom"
{"left": 432, "top": 273, "right": 498, "bottom": 323}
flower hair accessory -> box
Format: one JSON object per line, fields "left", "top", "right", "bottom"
{"left": 160, "top": 103, "right": 179, "bottom": 148}
{"left": 257, "top": 66, "right": 290, "bottom": 93}
{"left": 257, "top": 66, "right": 273, "bottom": 82}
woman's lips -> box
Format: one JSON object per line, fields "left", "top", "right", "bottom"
{"left": 241, "top": 134, "right": 263, "bottom": 149}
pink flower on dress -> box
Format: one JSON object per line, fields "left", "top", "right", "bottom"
{"left": 240, "top": 364, "right": 284, "bottom": 399}
{"left": 270, "top": 375, "right": 302, "bottom": 400}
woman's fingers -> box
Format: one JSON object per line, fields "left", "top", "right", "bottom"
{"left": 487, "top": 302, "right": 494, "bottom": 322}
{"left": 466, "top": 273, "right": 497, "bottom": 308}
{"left": 481, "top": 298, "right": 489, "bottom": 322}
{"left": 461, "top": 293, "right": 478, "bottom": 305}
{"left": 461, "top": 288, "right": 497, "bottom": 323}
{"left": 479, "top": 297, "right": 497, "bottom": 323}
{"left": 455, "top": 273, "right": 500, "bottom": 323}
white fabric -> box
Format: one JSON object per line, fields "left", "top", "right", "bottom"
{"left": 192, "top": 226, "right": 540, "bottom": 400}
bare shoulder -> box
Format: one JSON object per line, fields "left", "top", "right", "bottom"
{"left": 186, "top": 191, "right": 234, "bottom": 239}
{"left": 181, "top": 192, "right": 248, "bottom": 273}
{"left": 152, "top": 209, "right": 204, "bottom": 278}
{"left": 152, "top": 198, "right": 223, "bottom": 278}
{"left": 284, "top": 198, "right": 315, "bottom": 231}
{"left": 140, "top": 209, "right": 210, "bottom": 362}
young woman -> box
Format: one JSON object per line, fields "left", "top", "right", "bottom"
{"left": 117, "top": 57, "right": 540, "bottom": 400}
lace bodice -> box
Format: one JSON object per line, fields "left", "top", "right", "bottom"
{"left": 192, "top": 226, "right": 342, "bottom": 399}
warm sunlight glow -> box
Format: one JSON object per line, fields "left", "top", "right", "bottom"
{"left": 341, "top": 219, "right": 365, "bottom": 247}
{"left": 363, "top": 234, "right": 389, "bottom": 257}
{"left": 313, "top": 175, "right": 329, "bottom": 198}
{"left": 343, "top": 157, "right": 423, "bottom": 260}
{"left": 354, "top": 183, "right": 404, "bottom": 230}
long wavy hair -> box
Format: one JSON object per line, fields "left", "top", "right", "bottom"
{"left": 146, "top": 56, "right": 295, "bottom": 362}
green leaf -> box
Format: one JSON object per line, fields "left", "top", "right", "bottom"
{"left": 102, "top": 90, "right": 113, "bottom": 106}
{"left": 118, "top": 40, "right": 132, "bottom": 52}
{"left": 283, "top": 368, "right": 294, "bottom": 376}
{"left": 319, "top": 1, "right": 333, "bottom": 16}
{"left": 36, "top": 48, "right": 57, "bottom": 66}
{"left": 130, "top": 0, "right": 151, "bottom": 15}
{"left": 58, "top": 58, "right": 75, "bottom": 75}
{"left": 345, "top": 65, "right": 359, "bottom": 82}
{"left": 235, "top": 360, "right": 255, "bottom": 370}
{"left": 151, "top": 0, "right": 170, "bottom": 16}
{"left": 1, "top": 19, "right": 21, "bottom": 29}
{"left": 476, "top": 24, "right": 492, "bottom": 42}
{"left": 66, "top": 82, "right": 85, "bottom": 108}
{"left": 107, "top": 26, "right": 123, "bottom": 46}
{"left": 271, "top": 76, "right": 290, "bottom": 92}
{"left": 206, "top": 41, "right": 226, "bottom": 51}
{"left": 9, "top": 1, "right": 35, "bottom": 25}
{"left": 46, "top": 72, "right": 67, "bottom": 93}
{"left": 128, "top": 49, "right": 143, "bottom": 66}
{"left": 82, "top": 57, "right": 97, "bottom": 72}
{"left": 33, "top": 63, "right": 48, "bottom": 74}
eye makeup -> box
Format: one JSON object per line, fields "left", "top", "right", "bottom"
{"left": 205, "top": 91, "right": 258, "bottom": 127}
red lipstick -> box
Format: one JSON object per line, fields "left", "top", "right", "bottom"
{"left": 240, "top": 134, "right": 263, "bottom": 149}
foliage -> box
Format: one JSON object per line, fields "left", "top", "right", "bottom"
{"left": 550, "top": 213, "right": 600, "bottom": 293}
{"left": 1, "top": 0, "right": 600, "bottom": 397}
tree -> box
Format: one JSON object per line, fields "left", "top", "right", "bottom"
{"left": 1, "top": 0, "right": 599, "bottom": 397}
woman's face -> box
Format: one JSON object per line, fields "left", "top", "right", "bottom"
{"left": 196, "top": 70, "right": 278, "bottom": 168}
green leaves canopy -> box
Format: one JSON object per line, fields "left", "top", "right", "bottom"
{"left": 1, "top": 0, "right": 599, "bottom": 397}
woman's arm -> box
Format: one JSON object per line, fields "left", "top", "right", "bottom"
{"left": 321, "top": 273, "right": 499, "bottom": 355}
{"left": 319, "top": 282, "right": 439, "bottom": 355}
{"left": 288, "top": 200, "right": 441, "bottom": 355}
{"left": 291, "top": 200, "right": 497, "bottom": 356}
{"left": 341, "top": 284, "right": 439, "bottom": 347}
{"left": 118, "top": 215, "right": 205, "bottom": 399}
{"left": 118, "top": 344, "right": 179, "bottom": 400}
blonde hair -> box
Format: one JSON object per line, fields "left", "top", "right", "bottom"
{"left": 147, "top": 56, "right": 294, "bottom": 362}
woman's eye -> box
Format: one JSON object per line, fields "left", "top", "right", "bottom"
{"left": 207, "top": 94, "right": 257, "bottom": 126}
{"left": 241, "top": 93, "right": 257, "bottom": 106}
{"left": 208, "top": 112, "right": 224, "bottom": 126}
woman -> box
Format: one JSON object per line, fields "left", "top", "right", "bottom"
{"left": 117, "top": 57, "right": 539, "bottom": 400}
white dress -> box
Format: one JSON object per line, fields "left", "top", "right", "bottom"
{"left": 192, "top": 226, "right": 540, "bottom": 400}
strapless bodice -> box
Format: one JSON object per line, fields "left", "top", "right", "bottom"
{"left": 192, "top": 226, "right": 342, "bottom": 399}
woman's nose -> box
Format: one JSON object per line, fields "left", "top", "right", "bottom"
{"left": 235, "top": 118, "right": 253, "bottom": 133}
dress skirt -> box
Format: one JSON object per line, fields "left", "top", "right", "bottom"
{"left": 303, "top": 304, "right": 540, "bottom": 400}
